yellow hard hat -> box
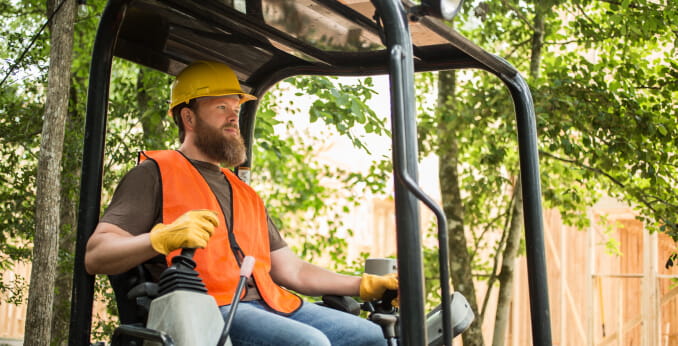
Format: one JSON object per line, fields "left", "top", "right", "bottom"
{"left": 169, "top": 61, "right": 257, "bottom": 109}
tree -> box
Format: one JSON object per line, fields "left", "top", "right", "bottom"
{"left": 23, "top": 0, "right": 76, "bottom": 345}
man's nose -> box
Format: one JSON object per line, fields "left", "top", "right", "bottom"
{"left": 226, "top": 113, "right": 240, "bottom": 127}
{"left": 227, "top": 109, "right": 239, "bottom": 120}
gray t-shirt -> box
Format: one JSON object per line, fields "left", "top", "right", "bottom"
{"left": 101, "top": 158, "right": 287, "bottom": 301}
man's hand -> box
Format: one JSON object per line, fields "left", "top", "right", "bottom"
{"left": 360, "top": 273, "right": 398, "bottom": 304}
{"left": 149, "top": 209, "right": 219, "bottom": 255}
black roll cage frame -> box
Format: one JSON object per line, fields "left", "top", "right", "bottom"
{"left": 68, "top": 0, "right": 553, "bottom": 345}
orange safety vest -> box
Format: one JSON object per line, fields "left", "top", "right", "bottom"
{"left": 139, "top": 150, "right": 302, "bottom": 314}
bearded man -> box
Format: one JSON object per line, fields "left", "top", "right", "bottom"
{"left": 84, "top": 61, "right": 397, "bottom": 345}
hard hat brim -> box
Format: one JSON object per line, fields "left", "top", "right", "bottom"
{"left": 170, "top": 91, "right": 257, "bottom": 110}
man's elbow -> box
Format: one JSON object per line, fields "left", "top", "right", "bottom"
{"left": 84, "top": 247, "right": 102, "bottom": 275}
{"left": 84, "top": 262, "right": 96, "bottom": 275}
{"left": 84, "top": 235, "right": 111, "bottom": 275}
{"left": 83, "top": 223, "right": 125, "bottom": 275}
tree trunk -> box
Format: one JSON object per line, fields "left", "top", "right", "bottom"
{"left": 491, "top": 178, "right": 524, "bottom": 346}
{"left": 23, "top": 0, "right": 75, "bottom": 345}
{"left": 437, "top": 70, "right": 484, "bottom": 346}
{"left": 50, "top": 83, "right": 82, "bottom": 345}
{"left": 49, "top": 188, "right": 77, "bottom": 346}
{"left": 529, "top": 7, "right": 545, "bottom": 80}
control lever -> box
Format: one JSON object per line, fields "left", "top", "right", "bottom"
{"left": 217, "top": 256, "right": 255, "bottom": 346}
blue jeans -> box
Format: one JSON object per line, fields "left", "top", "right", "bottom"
{"left": 219, "top": 300, "right": 385, "bottom": 345}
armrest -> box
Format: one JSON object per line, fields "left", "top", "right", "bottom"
{"left": 321, "top": 295, "right": 361, "bottom": 315}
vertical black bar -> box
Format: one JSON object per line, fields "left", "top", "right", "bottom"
{"left": 371, "top": 0, "right": 427, "bottom": 345}
{"left": 68, "top": 1, "right": 129, "bottom": 345}
{"left": 390, "top": 50, "right": 453, "bottom": 345}
{"left": 500, "top": 72, "right": 553, "bottom": 345}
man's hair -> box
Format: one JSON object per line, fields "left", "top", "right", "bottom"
{"left": 171, "top": 98, "right": 198, "bottom": 143}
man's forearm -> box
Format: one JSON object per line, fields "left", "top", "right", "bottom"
{"left": 85, "top": 223, "right": 158, "bottom": 275}
{"left": 270, "top": 247, "right": 362, "bottom": 297}
{"left": 293, "top": 262, "right": 362, "bottom": 297}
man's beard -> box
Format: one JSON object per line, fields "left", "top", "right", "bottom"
{"left": 193, "top": 115, "right": 247, "bottom": 167}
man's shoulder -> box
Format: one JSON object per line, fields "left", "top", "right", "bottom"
{"left": 118, "top": 158, "right": 160, "bottom": 184}
{"left": 137, "top": 157, "right": 159, "bottom": 169}
{"left": 134, "top": 158, "right": 160, "bottom": 174}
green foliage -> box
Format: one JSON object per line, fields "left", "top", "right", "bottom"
{"left": 90, "top": 276, "right": 118, "bottom": 343}
{"left": 0, "top": 0, "right": 48, "bottom": 266}
{"left": 0, "top": 3, "right": 51, "bottom": 308}
{"left": 430, "top": 0, "right": 678, "bottom": 259}
{"left": 532, "top": 0, "right": 677, "bottom": 239}
{"left": 286, "top": 76, "right": 390, "bottom": 154}
{"left": 537, "top": 49, "right": 677, "bottom": 235}
{"left": 251, "top": 77, "right": 391, "bottom": 271}
{"left": 0, "top": 0, "right": 50, "bottom": 89}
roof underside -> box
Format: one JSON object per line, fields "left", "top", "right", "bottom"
{"left": 115, "top": 0, "right": 517, "bottom": 92}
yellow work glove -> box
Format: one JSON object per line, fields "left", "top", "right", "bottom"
{"left": 360, "top": 273, "right": 399, "bottom": 305}
{"left": 149, "top": 209, "right": 219, "bottom": 255}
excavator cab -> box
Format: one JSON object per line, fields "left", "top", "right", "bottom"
{"left": 68, "top": 0, "right": 553, "bottom": 345}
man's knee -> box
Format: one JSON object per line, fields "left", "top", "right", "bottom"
{"left": 297, "top": 328, "right": 332, "bottom": 346}
{"left": 357, "top": 320, "right": 387, "bottom": 345}
{"left": 330, "top": 315, "right": 385, "bottom": 345}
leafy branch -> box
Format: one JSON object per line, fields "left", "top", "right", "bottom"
{"left": 540, "top": 150, "right": 676, "bottom": 233}
{"left": 595, "top": 0, "right": 667, "bottom": 11}
{"left": 500, "top": 0, "right": 534, "bottom": 30}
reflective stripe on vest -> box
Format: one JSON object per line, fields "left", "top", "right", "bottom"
{"left": 140, "top": 150, "right": 302, "bottom": 314}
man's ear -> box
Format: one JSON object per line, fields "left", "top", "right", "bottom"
{"left": 181, "top": 107, "right": 195, "bottom": 130}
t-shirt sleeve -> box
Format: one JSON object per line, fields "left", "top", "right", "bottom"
{"left": 267, "top": 215, "right": 288, "bottom": 251}
{"left": 100, "top": 160, "right": 162, "bottom": 236}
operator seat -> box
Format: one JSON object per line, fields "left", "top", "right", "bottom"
{"left": 108, "top": 256, "right": 170, "bottom": 345}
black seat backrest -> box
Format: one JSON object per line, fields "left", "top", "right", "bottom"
{"left": 109, "top": 255, "right": 167, "bottom": 325}
{"left": 109, "top": 266, "right": 154, "bottom": 326}
{"left": 108, "top": 256, "right": 173, "bottom": 346}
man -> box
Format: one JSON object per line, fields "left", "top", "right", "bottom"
{"left": 85, "top": 61, "right": 396, "bottom": 345}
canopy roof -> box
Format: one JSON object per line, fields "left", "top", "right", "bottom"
{"left": 115, "top": 0, "right": 516, "bottom": 91}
